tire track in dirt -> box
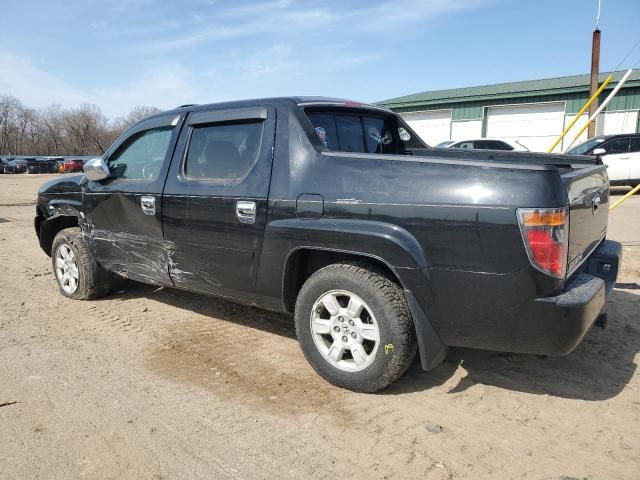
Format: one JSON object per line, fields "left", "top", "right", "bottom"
{"left": 2, "top": 176, "right": 639, "bottom": 480}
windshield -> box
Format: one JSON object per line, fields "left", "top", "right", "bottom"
{"left": 567, "top": 137, "right": 606, "bottom": 155}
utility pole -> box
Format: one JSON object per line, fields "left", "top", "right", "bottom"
{"left": 587, "top": 2, "right": 602, "bottom": 139}
{"left": 587, "top": 29, "right": 601, "bottom": 138}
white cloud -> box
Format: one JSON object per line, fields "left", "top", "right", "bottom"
{"left": 0, "top": 50, "right": 195, "bottom": 118}
{"left": 0, "top": 1, "right": 485, "bottom": 117}
{"left": 0, "top": 50, "right": 86, "bottom": 108}
{"left": 137, "top": 0, "right": 483, "bottom": 53}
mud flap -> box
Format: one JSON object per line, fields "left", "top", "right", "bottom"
{"left": 404, "top": 290, "right": 448, "bottom": 371}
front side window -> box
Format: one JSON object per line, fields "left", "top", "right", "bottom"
{"left": 602, "top": 137, "right": 630, "bottom": 155}
{"left": 108, "top": 126, "right": 174, "bottom": 181}
{"left": 453, "top": 141, "right": 474, "bottom": 149}
{"left": 184, "top": 120, "right": 264, "bottom": 182}
{"left": 629, "top": 137, "right": 640, "bottom": 153}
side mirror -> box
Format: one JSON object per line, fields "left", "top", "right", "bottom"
{"left": 592, "top": 148, "right": 606, "bottom": 156}
{"left": 83, "top": 157, "right": 110, "bottom": 181}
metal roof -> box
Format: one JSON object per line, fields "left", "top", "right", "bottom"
{"left": 378, "top": 70, "right": 640, "bottom": 109}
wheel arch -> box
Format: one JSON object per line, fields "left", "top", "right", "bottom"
{"left": 38, "top": 214, "right": 80, "bottom": 257}
{"left": 282, "top": 247, "right": 403, "bottom": 314}
{"left": 281, "top": 247, "right": 448, "bottom": 372}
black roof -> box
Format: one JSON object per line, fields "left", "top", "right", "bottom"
{"left": 593, "top": 133, "right": 640, "bottom": 140}
{"left": 155, "top": 96, "right": 390, "bottom": 121}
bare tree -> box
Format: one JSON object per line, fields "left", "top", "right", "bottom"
{"left": 111, "top": 105, "right": 161, "bottom": 136}
{"left": 0, "top": 95, "right": 23, "bottom": 155}
{"left": 39, "top": 105, "right": 65, "bottom": 155}
{"left": 0, "top": 97, "right": 161, "bottom": 156}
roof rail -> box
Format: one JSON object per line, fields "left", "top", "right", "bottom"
{"left": 176, "top": 104, "right": 197, "bottom": 108}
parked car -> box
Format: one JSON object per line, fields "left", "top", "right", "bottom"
{"left": 36, "top": 158, "right": 60, "bottom": 173}
{"left": 35, "top": 97, "right": 620, "bottom": 392}
{"left": 567, "top": 134, "right": 640, "bottom": 187}
{"left": 0, "top": 158, "right": 14, "bottom": 174}
{"left": 4, "top": 159, "right": 29, "bottom": 173}
{"left": 62, "top": 158, "right": 85, "bottom": 173}
{"left": 448, "top": 138, "right": 529, "bottom": 151}
{"left": 20, "top": 157, "right": 41, "bottom": 174}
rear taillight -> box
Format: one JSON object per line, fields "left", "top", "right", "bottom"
{"left": 517, "top": 207, "right": 568, "bottom": 278}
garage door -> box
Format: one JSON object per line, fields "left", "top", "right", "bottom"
{"left": 486, "top": 103, "right": 565, "bottom": 152}
{"left": 596, "top": 111, "right": 639, "bottom": 136}
{"left": 400, "top": 110, "right": 452, "bottom": 146}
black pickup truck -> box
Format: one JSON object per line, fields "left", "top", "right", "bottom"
{"left": 35, "top": 97, "right": 622, "bottom": 392}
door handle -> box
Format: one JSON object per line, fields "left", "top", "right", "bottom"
{"left": 236, "top": 200, "right": 256, "bottom": 224}
{"left": 141, "top": 195, "right": 156, "bottom": 215}
{"left": 618, "top": 157, "right": 630, "bottom": 159}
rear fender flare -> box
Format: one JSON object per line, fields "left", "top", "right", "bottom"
{"left": 263, "top": 218, "right": 446, "bottom": 370}
{"left": 271, "top": 218, "right": 429, "bottom": 270}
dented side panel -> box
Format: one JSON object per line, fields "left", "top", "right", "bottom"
{"left": 81, "top": 112, "right": 184, "bottom": 286}
{"left": 82, "top": 190, "right": 174, "bottom": 286}
{"left": 162, "top": 105, "right": 277, "bottom": 302}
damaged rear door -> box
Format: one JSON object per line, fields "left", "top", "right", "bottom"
{"left": 83, "top": 113, "right": 182, "bottom": 285}
{"left": 162, "top": 106, "right": 275, "bottom": 302}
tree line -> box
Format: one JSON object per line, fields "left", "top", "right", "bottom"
{"left": 0, "top": 94, "right": 160, "bottom": 156}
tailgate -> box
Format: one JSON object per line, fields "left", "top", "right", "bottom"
{"left": 562, "top": 164, "right": 609, "bottom": 276}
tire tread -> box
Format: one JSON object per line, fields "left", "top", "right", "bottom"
{"left": 295, "top": 261, "right": 417, "bottom": 392}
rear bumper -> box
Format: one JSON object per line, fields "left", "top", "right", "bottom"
{"left": 512, "top": 239, "right": 622, "bottom": 356}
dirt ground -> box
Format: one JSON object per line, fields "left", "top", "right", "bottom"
{"left": 0, "top": 174, "right": 638, "bottom": 480}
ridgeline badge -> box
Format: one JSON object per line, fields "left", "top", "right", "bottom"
{"left": 336, "top": 198, "right": 362, "bottom": 205}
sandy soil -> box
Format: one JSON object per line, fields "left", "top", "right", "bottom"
{"left": 0, "top": 174, "right": 638, "bottom": 479}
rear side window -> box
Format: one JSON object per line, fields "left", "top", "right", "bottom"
{"left": 184, "top": 120, "right": 264, "bottom": 182}
{"left": 453, "top": 141, "right": 474, "bottom": 149}
{"left": 475, "top": 140, "right": 513, "bottom": 150}
{"left": 629, "top": 137, "right": 640, "bottom": 153}
{"left": 306, "top": 110, "right": 424, "bottom": 154}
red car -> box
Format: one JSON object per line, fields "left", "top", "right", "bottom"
{"left": 63, "top": 159, "right": 85, "bottom": 173}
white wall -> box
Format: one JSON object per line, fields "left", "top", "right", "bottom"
{"left": 401, "top": 110, "right": 452, "bottom": 146}
{"left": 451, "top": 119, "right": 482, "bottom": 141}
{"left": 596, "top": 111, "right": 639, "bottom": 135}
{"left": 562, "top": 113, "right": 589, "bottom": 152}
{"left": 486, "top": 102, "right": 565, "bottom": 152}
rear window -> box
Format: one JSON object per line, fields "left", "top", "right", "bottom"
{"left": 306, "top": 109, "right": 426, "bottom": 154}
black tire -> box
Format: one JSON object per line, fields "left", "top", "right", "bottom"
{"left": 51, "top": 227, "right": 111, "bottom": 300}
{"left": 294, "top": 262, "right": 417, "bottom": 393}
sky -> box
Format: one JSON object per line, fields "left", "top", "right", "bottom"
{"left": 1, "top": 0, "right": 639, "bottom": 118}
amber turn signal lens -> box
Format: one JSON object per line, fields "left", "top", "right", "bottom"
{"left": 521, "top": 210, "right": 566, "bottom": 227}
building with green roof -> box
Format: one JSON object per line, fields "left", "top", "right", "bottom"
{"left": 377, "top": 70, "right": 640, "bottom": 152}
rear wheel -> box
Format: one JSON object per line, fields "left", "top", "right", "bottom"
{"left": 51, "top": 227, "right": 111, "bottom": 300}
{"left": 294, "top": 263, "right": 417, "bottom": 392}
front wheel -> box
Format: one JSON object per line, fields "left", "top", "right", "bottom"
{"left": 51, "top": 227, "right": 111, "bottom": 300}
{"left": 294, "top": 263, "right": 417, "bottom": 392}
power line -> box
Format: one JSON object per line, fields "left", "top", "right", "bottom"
{"left": 614, "top": 37, "right": 640, "bottom": 71}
